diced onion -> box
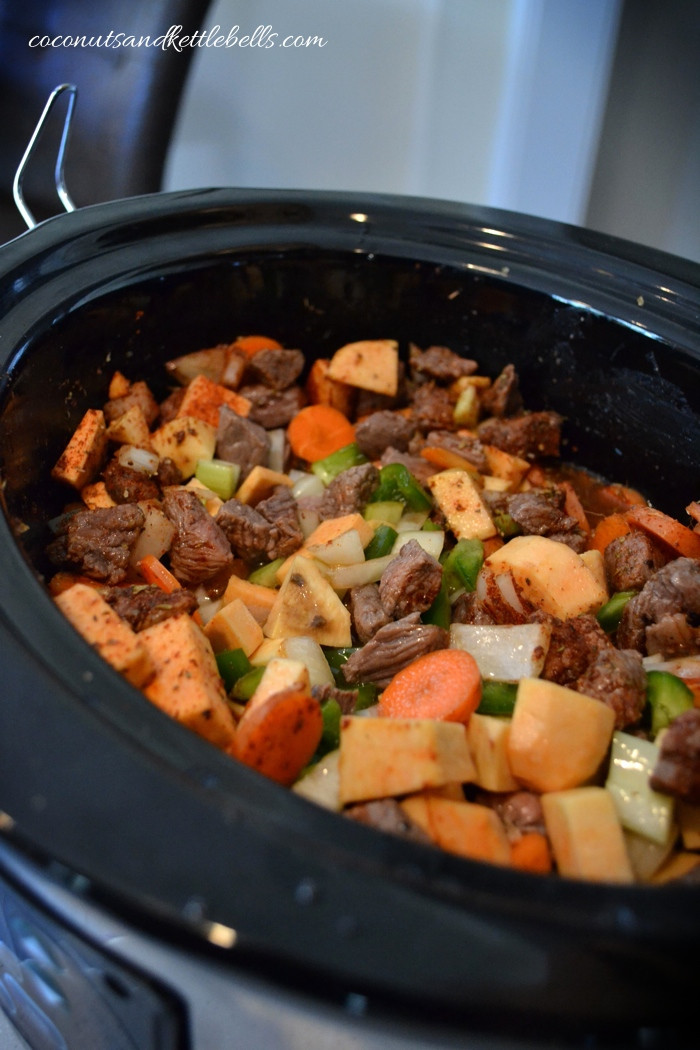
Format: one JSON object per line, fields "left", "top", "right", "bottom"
{"left": 116, "top": 444, "right": 159, "bottom": 475}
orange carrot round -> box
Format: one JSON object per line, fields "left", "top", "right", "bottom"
{"left": 510, "top": 832, "right": 553, "bottom": 874}
{"left": 624, "top": 505, "right": 700, "bottom": 560}
{"left": 231, "top": 334, "right": 283, "bottom": 357}
{"left": 287, "top": 404, "right": 356, "bottom": 463}
{"left": 232, "top": 688, "right": 323, "bottom": 786}
{"left": 588, "top": 512, "right": 631, "bottom": 554}
{"left": 379, "top": 648, "right": 482, "bottom": 723}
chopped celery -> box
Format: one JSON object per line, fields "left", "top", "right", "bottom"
{"left": 248, "top": 558, "right": 285, "bottom": 588}
{"left": 441, "top": 538, "right": 484, "bottom": 595}
{"left": 605, "top": 731, "right": 676, "bottom": 846}
{"left": 364, "top": 524, "right": 398, "bottom": 560}
{"left": 195, "top": 458, "right": 240, "bottom": 500}
{"left": 311, "top": 443, "right": 367, "bottom": 485}
{"left": 231, "top": 665, "right": 265, "bottom": 701}
{"left": 646, "top": 670, "right": 694, "bottom": 737}
{"left": 422, "top": 578, "right": 451, "bottom": 630}
{"left": 215, "top": 647, "right": 253, "bottom": 692}
{"left": 364, "top": 500, "right": 404, "bottom": 524}
{"left": 368, "top": 463, "right": 432, "bottom": 513}
{"left": 597, "top": 590, "right": 637, "bottom": 633}
{"left": 477, "top": 680, "right": 518, "bottom": 717}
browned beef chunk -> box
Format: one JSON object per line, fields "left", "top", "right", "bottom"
{"left": 650, "top": 708, "right": 700, "bottom": 803}
{"left": 345, "top": 798, "right": 432, "bottom": 844}
{"left": 318, "top": 463, "right": 380, "bottom": 520}
{"left": 348, "top": 583, "right": 391, "bottom": 644}
{"left": 541, "top": 613, "right": 612, "bottom": 687}
{"left": 311, "top": 683, "right": 359, "bottom": 714}
{"left": 574, "top": 646, "right": 647, "bottom": 729}
{"left": 604, "top": 531, "right": 663, "bottom": 594}
{"left": 617, "top": 557, "right": 700, "bottom": 657}
{"left": 485, "top": 790, "right": 546, "bottom": 839}
{"left": 47, "top": 504, "right": 145, "bottom": 585}
{"left": 379, "top": 448, "right": 436, "bottom": 486}
{"left": 158, "top": 387, "right": 185, "bottom": 424}
{"left": 157, "top": 457, "right": 182, "bottom": 487}
{"left": 244, "top": 348, "right": 305, "bottom": 391}
{"left": 342, "top": 612, "right": 449, "bottom": 688}
{"left": 479, "top": 364, "right": 523, "bottom": 418}
{"left": 409, "top": 343, "right": 478, "bottom": 384}
{"left": 379, "top": 539, "right": 443, "bottom": 619}
{"left": 104, "top": 584, "right": 198, "bottom": 631}
{"left": 216, "top": 405, "right": 270, "bottom": 481}
{"left": 484, "top": 488, "right": 586, "bottom": 551}
{"left": 163, "top": 489, "right": 234, "bottom": 585}
{"left": 411, "top": 382, "right": 455, "bottom": 432}
{"left": 422, "top": 429, "right": 489, "bottom": 473}
{"left": 451, "top": 590, "right": 496, "bottom": 625}
{"left": 256, "top": 486, "right": 304, "bottom": 559}
{"left": 354, "top": 411, "right": 415, "bottom": 459}
{"left": 477, "top": 411, "right": 563, "bottom": 460}
{"left": 239, "top": 384, "right": 305, "bottom": 428}
{"left": 103, "top": 457, "right": 160, "bottom": 503}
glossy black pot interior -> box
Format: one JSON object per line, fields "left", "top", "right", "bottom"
{"left": 1, "top": 189, "right": 699, "bottom": 1036}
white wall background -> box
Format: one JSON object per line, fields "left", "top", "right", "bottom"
{"left": 164, "top": 0, "right": 700, "bottom": 263}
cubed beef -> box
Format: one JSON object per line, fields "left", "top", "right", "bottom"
{"left": 348, "top": 583, "right": 392, "bottom": 644}
{"left": 256, "top": 486, "right": 304, "bottom": 559}
{"left": 104, "top": 584, "right": 198, "bottom": 631}
{"left": 411, "top": 382, "right": 455, "bottom": 432}
{"left": 574, "top": 646, "right": 647, "bottom": 730}
{"left": 216, "top": 499, "right": 275, "bottom": 562}
{"left": 311, "top": 683, "right": 359, "bottom": 714}
{"left": 422, "top": 429, "right": 488, "bottom": 472}
{"left": 163, "top": 489, "right": 234, "bottom": 585}
{"left": 244, "top": 348, "right": 305, "bottom": 391}
{"left": 341, "top": 612, "right": 449, "bottom": 688}
{"left": 617, "top": 557, "right": 700, "bottom": 657}
{"left": 47, "top": 503, "right": 145, "bottom": 585}
{"left": 451, "top": 590, "right": 496, "bottom": 625}
{"left": 477, "top": 411, "right": 563, "bottom": 460}
{"left": 103, "top": 457, "right": 160, "bottom": 503}
{"left": 540, "top": 613, "right": 612, "bottom": 687}
{"left": 409, "top": 343, "right": 478, "bottom": 384}
{"left": 345, "top": 799, "right": 432, "bottom": 844}
{"left": 650, "top": 709, "right": 700, "bottom": 803}
{"left": 479, "top": 364, "right": 523, "bottom": 418}
{"left": 355, "top": 411, "right": 415, "bottom": 459}
{"left": 379, "top": 539, "right": 443, "bottom": 619}
{"left": 157, "top": 457, "right": 183, "bottom": 487}
{"left": 216, "top": 404, "right": 270, "bottom": 481}
{"left": 604, "top": 531, "right": 664, "bottom": 593}
{"left": 318, "top": 463, "right": 380, "bottom": 520}
{"left": 238, "top": 384, "right": 305, "bottom": 428}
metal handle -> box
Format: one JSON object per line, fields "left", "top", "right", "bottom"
{"left": 13, "top": 83, "right": 78, "bottom": 231}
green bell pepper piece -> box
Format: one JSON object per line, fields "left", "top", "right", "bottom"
{"left": 441, "top": 537, "right": 484, "bottom": 595}
{"left": 368, "top": 463, "right": 432, "bottom": 512}
{"left": 597, "top": 590, "right": 637, "bottom": 633}
{"left": 364, "top": 523, "right": 398, "bottom": 560}
{"left": 215, "top": 648, "right": 253, "bottom": 692}
{"left": 646, "top": 670, "right": 694, "bottom": 737}
{"left": 477, "top": 680, "right": 518, "bottom": 717}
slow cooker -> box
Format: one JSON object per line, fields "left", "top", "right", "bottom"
{"left": 0, "top": 185, "right": 699, "bottom": 1049}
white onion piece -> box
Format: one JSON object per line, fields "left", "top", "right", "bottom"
{"left": 322, "top": 553, "right": 394, "bottom": 591}
{"left": 283, "top": 635, "right": 335, "bottom": 688}
{"left": 391, "top": 529, "right": 444, "bottom": 561}
{"left": 267, "top": 428, "right": 286, "bottom": 473}
{"left": 116, "top": 444, "right": 160, "bottom": 475}
{"left": 450, "top": 621, "right": 552, "bottom": 681}
{"left": 129, "top": 502, "right": 175, "bottom": 567}
{"left": 292, "top": 472, "right": 325, "bottom": 500}
{"left": 293, "top": 749, "right": 341, "bottom": 810}
{"left": 308, "top": 528, "right": 366, "bottom": 567}
{"left": 298, "top": 505, "right": 321, "bottom": 540}
{"left": 476, "top": 565, "right": 530, "bottom": 623}
{"left": 194, "top": 593, "right": 222, "bottom": 626}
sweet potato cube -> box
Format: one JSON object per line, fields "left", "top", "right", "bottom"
{"left": 81, "top": 481, "right": 116, "bottom": 510}
{"left": 305, "top": 358, "right": 356, "bottom": 416}
{"left": 542, "top": 787, "right": 634, "bottom": 883}
{"left": 422, "top": 796, "right": 512, "bottom": 866}
{"left": 339, "top": 717, "right": 476, "bottom": 805}
{"left": 51, "top": 408, "right": 108, "bottom": 490}
{"left": 235, "top": 465, "right": 294, "bottom": 505}
{"left": 485, "top": 535, "right": 607, "bottom": 619}
{"left": 467, "top": 713, "right": 520, "bottom": 792}
{"left": 507, "top": 678, "right": 615, "bottom": 792}
{"left": 105, "top": 404, "right": 153, "bottom": 450}
{"left": 176, "top": 373, "right": 251, "bottom": 427}
{"left": 223, "top": 574, "right": 278, "bottom": 626}
{"left": 204, "top": 597, "right": 265, "bottom": 656}
{"left": 139, "top": 614, "right": 236, "bottom": 749}
{"left": 150, "top": 415, "right": 217, "bottom": 478}
{"left": 54, "top": 583, "right": 153, "bottom": 688}
{"left": 427, "top": 469, "right": 498, "bottom": 540}
{"left": 326, "top": 339, "right": 399, "bottom": 396}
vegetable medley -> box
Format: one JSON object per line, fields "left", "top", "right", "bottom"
{"left": 46, "top": 333, "right": 700, "bottom": 884}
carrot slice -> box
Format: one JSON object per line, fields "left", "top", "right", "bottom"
{"left": 588, "top": 512, "right": 631, "bottom": 554}
{"left": 510, "top": 832, "right": 553, "bottom": 874}
{"left": 595, "top": 482, "right": 647, "bottom": 514}
{"left": 231, "top": 688, "right": 323, "bottom": 786}
{"left": 230, "top": 334, "right": 283, "bottom": 358}
{"left": 624, "top": 505, "right": 700, "bottom": 560}
{"left": 287, "top": 404, "right": 356, "bottom": 462}
{"left": 559, "top": 480, "right": 590, "bottom": 534}
{"left": 379, "top": 649, "right": 482, "bottom": 723}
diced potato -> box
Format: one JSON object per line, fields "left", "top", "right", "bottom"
{"left": 249, "top": 657, "right": 311, "bottom": 710}
{"left": 481, "top": 444, "right": 531, "bottom": 488}
{"left": 450, "top": 622, "right": 552, "bottom": 682}
{"left": 204, "top": 597, "right": 264, "bottom": 656}
{"left": 264, "top": 555, "right": 352, "bottom": 647}
{"left": 139, "top": 614, "right": 236, "bottom": 749}
{"left": 542, "top": 787, "right": 634, "bottom": 883}
{"left": 305, "top": 358, "right": 356, "bottom": 417}
{"left": 54, "top": 583, "right": 153, "bottom": 688}
{"left": 606, "top": 731, "right": 676, "bottom": 846}
{"left": 485, "top": 535, "right": 608, "bottom": 619}
{"left": 223, "top": 574, "right": 278, "bottom": 626}
{"left": 165, "top": 346, "right": 228, "bottom": 385}
{"left": 507, "top": 677, "right": 615, "bottom": 792}
{"left": 427, "top": 469, "right": 497, "bottom": 540}
{"left": 401, "top": 795, "right": 512, "bottom": 866}
{"left": 467, "top": 713, "right": 520, "bottom": 792}
{"left": 105, "top": 404, "right": 153, "bottom": 449}
{"left": 326, "top": 339, "right": 399, "bottom": 396}
{"left": 338, "top": 717, "right": 476, "bottom": 805}
{"left": 176, "top": 373, "right": 251, "bottom": 427}
{"left": 81, "top": 481, "right": 116, "bottom": 510}
{"left": 51, "top": 408, "right": 108, "bottom": 490}
{"left": 129, "top": 500, "right": 176, "bottom": 566}
{"left": 580, "top": 548, "right": 607, "bottom": 596}
{"left": 248, "top": 637, "right": 287, "bottom": 666}
{"left": 106, "top": 380, "right": 159, "bottom": 426}
{"left": 150, "top": 415, "right": 217, "bottom": 478}
{"left": 452, "top": 385, "right": 479, "bottom": 428}
{"left": 235, "top": 465, "right": 294, "bottom": 505}
{"left": 108, "top": 370, "right": 131, "bottom": 399}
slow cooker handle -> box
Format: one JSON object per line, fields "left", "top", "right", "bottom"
{"left": 12, "top": 83, "right": 78, "bottom": 230}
